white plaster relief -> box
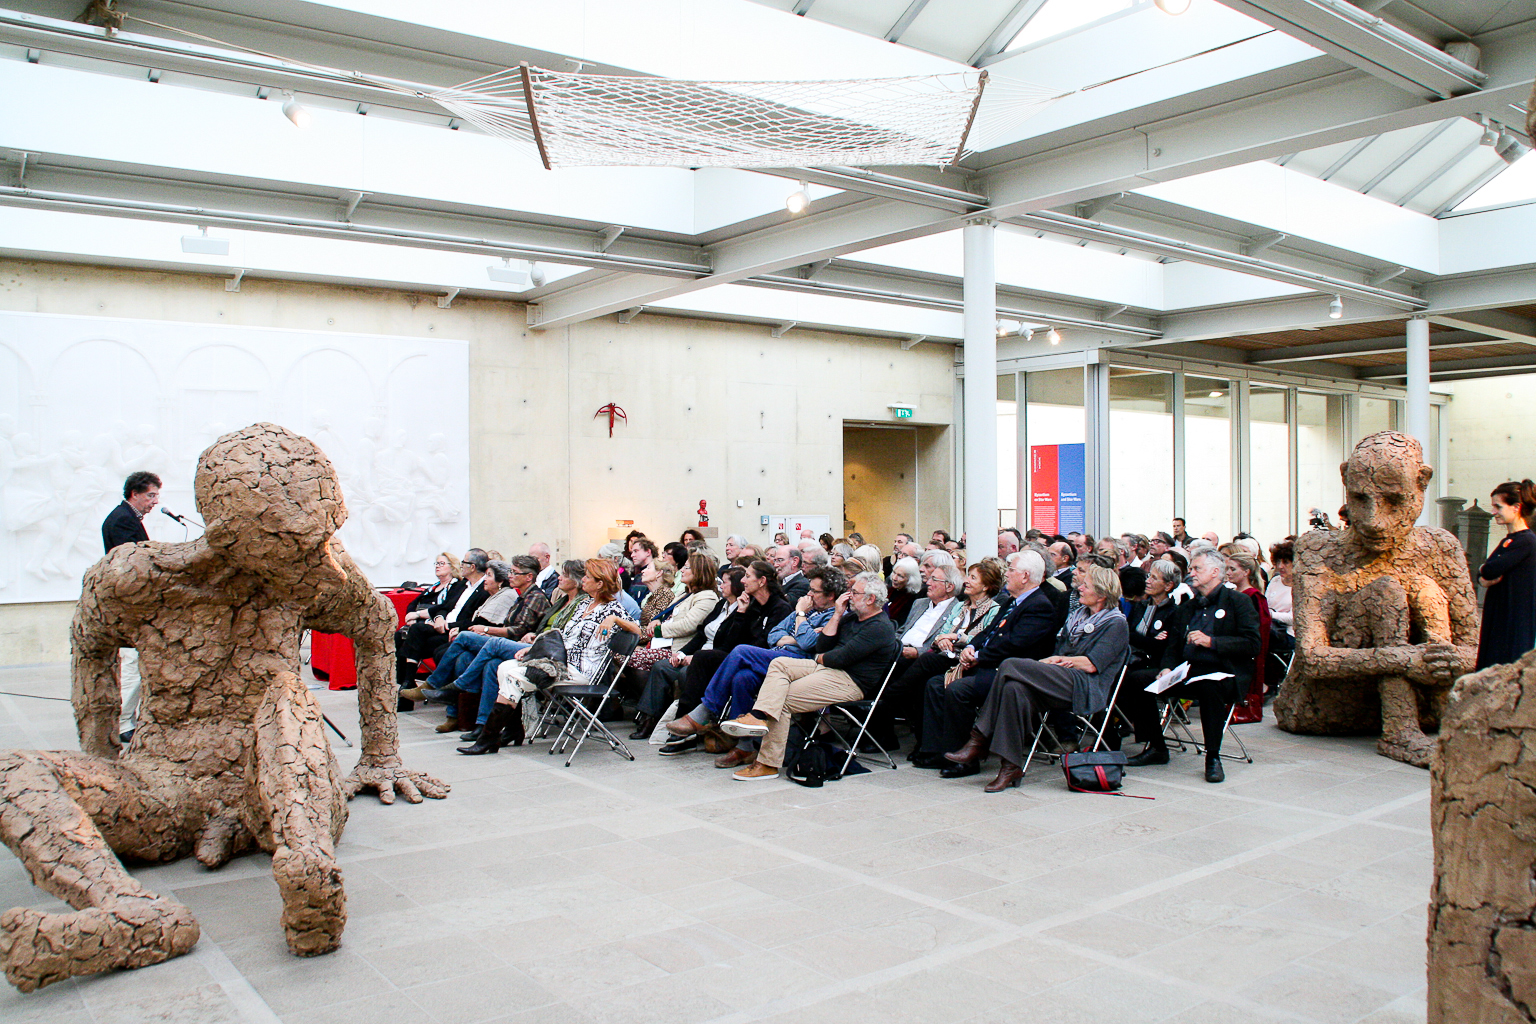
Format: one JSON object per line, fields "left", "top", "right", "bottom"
{"left": 0, "top": 311, "right": 470, "bottom": 604}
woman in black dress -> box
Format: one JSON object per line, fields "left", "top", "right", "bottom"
{"left": 1476, "top": 479, "right": 1536, "bottom": 670}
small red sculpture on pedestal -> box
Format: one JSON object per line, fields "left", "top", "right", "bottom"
{"left": 697, "top": 500, "right": 709, "bottom": 528}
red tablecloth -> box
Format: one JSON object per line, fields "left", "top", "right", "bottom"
{"left": 311, "top": 588, "right": 422, "bottom": 690}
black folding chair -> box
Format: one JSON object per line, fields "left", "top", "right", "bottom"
{"left": 1022, "top": 665, "right": 1128, "bottom": 777}
{"left": 1160, "top": 696, "right": 1253, "bottom": 764}
{"left": 542, "top": 630, "right": 641, "bottom": 766}
{"left": 790, "top": 657, "right": 901, "bottom": 777}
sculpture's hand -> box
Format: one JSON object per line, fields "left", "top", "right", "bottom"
{"left": 1418, "top": 642, "right": 1461, "bottom": 686}
{"left": 342, "top": 754, "right": 450, "bottom": 805}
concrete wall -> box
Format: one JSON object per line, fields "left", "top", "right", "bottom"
{"left": 0, "top": 259, "right": 954, "bottom": 665}
{"left": 1443, "top": 374, "right": 1536, "bottom": 523}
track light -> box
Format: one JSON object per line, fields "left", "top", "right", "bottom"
{"left": 1154, "top": 0, "right": 1192, "bottom": 13}
{"left": 1046, "top": 327, "right": 1061, "bottom": 345}
{"left": 1209, "top": 390, "right": 1223, "bottom": 398}
{"left": 180, "top": 226, "right": 229, "bottom": 255}
{"left": 1494, "top": 131, "right": 1532, "bottom": 165}
{"left": 1328, "top": 295, "right": 1343, "bottom": 320}
{"left": 281, "top": 92, "right": 311, "bottom": 129}
{"left": 528, "top": 261, "right": 547, "bottom": 287}
{"left": 487, "top": 258, "right": 528, "bottom": 285}
{"left": 786, "top": 181, "right": 810, "bottom": 215}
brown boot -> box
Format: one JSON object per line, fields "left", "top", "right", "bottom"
{"left": 984, "top": 759, "right": 1023, "bottom": 793}
{"left": 944, "top": 728, "right": 990, "bottom": 765}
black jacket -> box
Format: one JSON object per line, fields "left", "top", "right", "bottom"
{"left": 678, "top": 597, "right": 729, "bottom": 656}
{"left": 781, "top": 573, "right": 810, "bottom": 603}
{"left": 444, "top": 579, "right": 489, "bottom": 631}
{"left": 1158, "top": 584, "right": 1261, "bottom": 698}
{"left": 712, "top": 593, "right": 795, "bottom": 656}
{"left": 1127, "top": 596, "right": 1178, "bottom": 668}
{"left": 101, "top": 501, "right": 148, "bottom": 553}
{"left": 423, "top": 579, "right": 469, "bottom": 620}
{"left": 970, "top": 586, "right": 1059, "bottom": 672}
{"left": 817, "top": 611, "right": 900, "bottom": 697}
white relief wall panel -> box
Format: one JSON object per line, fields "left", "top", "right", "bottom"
{"left": 0, "top": 311, "right": 470, "bottom": 604}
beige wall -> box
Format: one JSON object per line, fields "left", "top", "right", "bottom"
{"left": 0, "top": 259, "right": 954, "bottom": 664}
{"left": 843, "top": 426, "right": 918, "bottom": 546}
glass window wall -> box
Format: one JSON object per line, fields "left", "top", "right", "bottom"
{"left": 1108, "top": 367, "right": 1174, "bottom": 537}
{"left": 1296, "top": 391, "right": 1345, "bottom": 532}
{"left": 1249, "top": 384, "right": 1291, "bottom": 545}
{"left": 997, "top": 374, "right": 1018, "bottom": 529}
{"left": 1183, "top": 375, "right": 1231, "bottom": 538}
{"left": 1357, "top": 395, "right": 1396, "bottom": 440}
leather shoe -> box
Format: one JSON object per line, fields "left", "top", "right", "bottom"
{"left": 666, "top": 714, "right": 704, "bottom": 737}
{"left": 459, "top": 727, "right": 483, "bottom": 743}
{"left": 909, "top": 753, "right": 946, "bottom": 770}
{"left": 985, "top": 760, "right": 1023, "bottom": 793}
{"left": 939, "top": 761, "right": 980, "bottom": 779}
{"left": 1204, "top": 757, "right": 1225, "bottom": 783}
{"left": 434, "top": 720, "right": 459, "bottom": 734}
{"left": 629, "top": 714, "right": 657, "bottom": 741}
{"left": 1126, "top": 746, "right": 1170, "bottom": 767}
{"left": 398, "top": 687, "right": 427, "bottom": 701}
{"left": 944, "top": 728, "right": 989, "bottom": 765}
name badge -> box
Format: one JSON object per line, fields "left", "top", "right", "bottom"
{"left": 1083, "top": 623, "right": 1094, "bottom": 633}
{"left": 1153, "top": 620, "right": 1162, "bottom": 630}
{"left": 1215, "top": 609, "right": 1226, "bottom": 619}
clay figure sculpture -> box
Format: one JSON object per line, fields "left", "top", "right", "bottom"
{"left": 1275, "top": 431, "right": 1479, "bottom": 767}
{"left": 1427, "top": 649, "right": 1536, "bottom": 1024}
{"left": 0, "top": 423, "right": 448, "bottom": 992}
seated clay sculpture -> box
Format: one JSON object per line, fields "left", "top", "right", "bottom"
{"left": 0, "top": 423, "right": 447, "bottom": 992}
{"left": 1275, "top": 430, "right": 1478, "bottom": 767}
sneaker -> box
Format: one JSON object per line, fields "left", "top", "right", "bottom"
{"left": 732, "top": 760, "right": 779, "bottom": 781}
{"left": 657, "top": 735, "right": 702, "bottom": 757}
{"left": 721, "top": 714, "right": 769, "bottom": 738}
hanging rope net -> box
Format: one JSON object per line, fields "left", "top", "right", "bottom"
{"left": 428, "top": 64, "right": 1058, "bottom": 170}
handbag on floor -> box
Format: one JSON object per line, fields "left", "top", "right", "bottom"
{"left": 1062, "top": 750, "right": 1127, "bottom": 793}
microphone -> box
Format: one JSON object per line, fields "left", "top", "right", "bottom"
{"left": 161, "top": 508, "right": 189, "bottom": 524}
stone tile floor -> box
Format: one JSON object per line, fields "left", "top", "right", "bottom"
{"left": 0, "top": 662, "right": 1430, "bottom": 1024}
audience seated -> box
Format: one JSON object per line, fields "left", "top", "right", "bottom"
{"left": 1114, "top": 558, "right": 1186, "bottom": 750}
{"left": 885, "top": 556, "right": 922, "bottom": 626}
{"left": 1119, "top": 548, "right": 1260, "bottom": 782}
{"left": 634, "top": 566, "right": 739, "bottom": 738}
{"left": 666, "top": 565, "right": 846, "bottom": 768}
{"left": 771, "top": 545, "right": 812, "bottom": 601}
{"left": 394, "top": 551, "right": 463, "bottom": 710}
{"left": 395, "top": 547, "right": 489, "bottom": 689}
{"left": 412, "top": 559, "right": 520, "bottom": 733}
{"left": 1223, "top": 550, "right": 1271, "bottom": 724}
{"left": 1265, "top": 538, "right": 1296, "bottom": 695}
{"left": 912, "top": 551, "right": 1058, "bottom": 771}
{"left": 719, "top": 571, "right": 900, "bottom": 780}
{"left": 948, "top": 563, "right": 1130, "bottom": 791}
{"left": 618, "top": 552, "right": 721, "bottom": 737}
{"left": 464, "top": 559, "right": 634, "bottom": 754}
{"left": 658, "top": 560, "right": 793, "bottom": 754}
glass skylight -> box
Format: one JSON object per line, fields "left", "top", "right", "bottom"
{"left": 1005, "top": 0, "right": 1144, "bottom": 51}
{"left": 1453, "top": 151, "right": 1536, "bottom": 213}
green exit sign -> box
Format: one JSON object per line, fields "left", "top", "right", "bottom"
{"left": 890, "top": 405, "right": 914, "bottom": 419}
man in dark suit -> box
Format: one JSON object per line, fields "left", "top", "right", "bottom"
{"left": 772, "top": 545, "right": 811, "bottom": 602}
{"left": 102, "top": 471, "right": 161, "bottom": 553}
{"left": 101, "top": 471, "right": 161, "bottom": 743}
{"left": 913, "top": 550, "right": 1059, "bottom": 772}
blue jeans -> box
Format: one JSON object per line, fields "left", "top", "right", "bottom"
{"left": 425, "top": 632, "right": 491, "bottom": 688}
{"left": 458, "top": 638, "right": 529, "bottom": 725}
{"left": 701, "top": 644, "right": 808, "bottom": 718}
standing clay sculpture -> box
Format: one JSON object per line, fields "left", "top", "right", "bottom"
{"left": 1275, "top": 431, "right": 1478, "bottom": 767}
{"left": 0, "top": 423, "right": 447, "bottom": 992}
{"left": 1428, "top": 649, "right": 1536, "bottom": 1024}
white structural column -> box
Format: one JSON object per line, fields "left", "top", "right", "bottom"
{"left": 1405, "top": 315, "right": 1431, "bottom": 525}
{"left": 962, "top": 218, "right": 998, "bottom": 551}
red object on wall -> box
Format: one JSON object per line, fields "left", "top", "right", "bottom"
{"left": 595, "top": 402, "right": 628, "bottom": 437}
{"left": 1030, "top": 445, "right": 1059, "bottom": 535}
{"left": 311, "top": 588, "right": 421, "bottom": 691}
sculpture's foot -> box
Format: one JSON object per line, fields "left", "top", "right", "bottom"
{"left": 0, "top": 899, "right": 199, "bottom": 992}
{"left": 1377, "top": 728, "right": 1434, "bottom": 769}
{"left": 271, "top": 845, "right": 346, "bottom": 957}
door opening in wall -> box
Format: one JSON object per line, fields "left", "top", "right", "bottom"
{"left": 843, "top": 424, "right": 917, "bottom": 547}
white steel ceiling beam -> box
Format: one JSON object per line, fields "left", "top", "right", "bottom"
{"left": 1214, "top": 0, "right": 1486, "bottom": 99}
{"left": 1427, "top": 308, "right": 1536, "bottom": 345}
{"left": 1246, "top": 329, "right": 1501, "bottom": 363}
{"left": 1359, "top": 352, "right": 1536, "bottom": 380}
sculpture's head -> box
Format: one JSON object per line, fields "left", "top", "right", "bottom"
{"left": 195, "top": 423, "right": 348, "bottom": 578}
{"left": 1340, "top": 431, "right": 1432, "bottom": 555}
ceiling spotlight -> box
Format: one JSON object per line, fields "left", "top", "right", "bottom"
{"left": 1479, "top": 123, "right": 1499, "bottom": 147}
{"left": 281, "top": 92, "right": 312, "bottom": 129}
{"left": 1022, "top": 328, "right": 1034, "bottom": 341}
{"left": 1494, "top": 130, "right": 1532, "bottom": 165}
{"left": 1328, "top": 294, "right": 1343, "bottom": 319}
{"left": 1208, "top": 390, "right": 1223, "bottom": 398}
{"left": 528, "top": 261, "right": 547, "bottom": 287}
{"left": 786, "top": 181, "right": 810, "bottom": 215}
{"left": 180, "top": 226, "right": 229, "bottom": 255}
{"left": 487, "top": 258, "right": 528, "bottom": 285}
{"left": 1046, "top": 327, "right": 1061, "bottom": 345}
{"left": 1154, "top": 0, "right": 1192, "bottom": 13}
